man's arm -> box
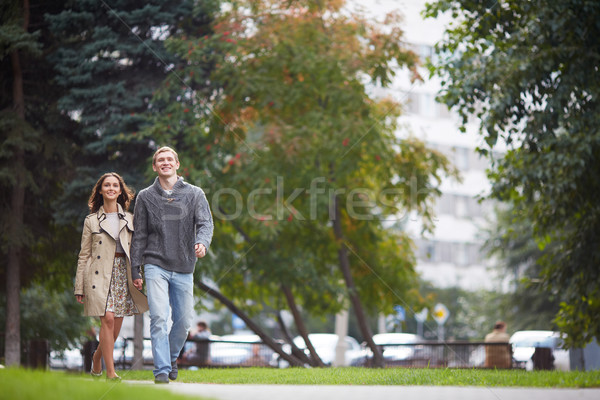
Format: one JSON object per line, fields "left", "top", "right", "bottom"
{"left": 194, "top": 189, "right": 214, "bottom": 254}
{"left": 130, "top": 193, "right": 148, "bottom": 280}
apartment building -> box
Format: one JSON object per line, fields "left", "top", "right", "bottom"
{"left": 354, "top": 0, "right": 503, "bottom": 290}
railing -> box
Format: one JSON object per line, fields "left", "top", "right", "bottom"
{"left": 178, "top": 337, "right": 277, "bottom": 368}
{"left": 113, "top": 337, "right": 278, "bottom": 369}
{"left": 112, "top": 337, "right": 514, "bottom": 369}
{"left": 364, "top": 341, "right": 513, "bottom": 369}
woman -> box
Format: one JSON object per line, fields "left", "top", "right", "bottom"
{"left": 74, "top": 173, "right": 148, "bottom": 381}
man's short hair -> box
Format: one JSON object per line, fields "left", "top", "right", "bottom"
{"left": 153, "top": 146, "right": 179, "bottom": 165}
{"left": 494, "top": 321, "right": 506, "bottom": 330}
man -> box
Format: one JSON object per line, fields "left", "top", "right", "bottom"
{"left": 131, "top": 146, "right": 213, "bottom": 384}
{"left": 484, "top": 321, "right": 512, "bottom": 368}
{"left": 182, "top": 321, "right": 211, "bottom": 366}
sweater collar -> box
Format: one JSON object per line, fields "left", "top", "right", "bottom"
{"left": 152, "top": 176, "right": 185, "bottom": 195}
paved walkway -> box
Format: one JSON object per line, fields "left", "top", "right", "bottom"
{"left": 134, "top": 382, "right": 600, "bottom": 400}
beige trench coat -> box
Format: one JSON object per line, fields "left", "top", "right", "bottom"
{"left": 74, "top": 204, "right": 148, "bottom": 316}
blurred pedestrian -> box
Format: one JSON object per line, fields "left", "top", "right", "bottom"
{"left": 74, "top": 173, "right": 149, "bottom": 381}
{"left": 131, "top": 146, "right": 213, "bottom": 384}
{"left": 484, "top": 321, "right": 512, "bottom": 368}
{"left": 182, "top": 321, "right": 212, "bottom": 365}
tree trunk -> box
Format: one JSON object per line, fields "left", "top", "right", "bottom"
{"left": 275, "top": 311, "right": 312, "bottom": 365}
{"left": 197, "top": 281, "right": 304, "bottom": 367}
{"left": 5, "top": 163, "right": 23, "bottom": 366}
{"left": 5, "top": 0, "right": 30, "bottom": 367}
{"left": 331, "top": 195, "right": 384, "bottom": 367}
{"left": 222, "top": 209, "right": 323, "bottom": 366}
{"left": 281, "top": 285, "right": 325, "bottom": 367}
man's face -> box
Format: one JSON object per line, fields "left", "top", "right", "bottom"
{"left": 153, "top": 150, "right": 180, "bottom": 178}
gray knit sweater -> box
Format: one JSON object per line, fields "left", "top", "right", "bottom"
{"left": 130, "top": 177, "right": 213, "bottom": 279}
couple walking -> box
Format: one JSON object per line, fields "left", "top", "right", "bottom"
{"left": 74, "top": 146, "right": 214, "bottom": 383}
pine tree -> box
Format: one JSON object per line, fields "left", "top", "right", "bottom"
{"left": 46, "top": 0, "right": 218, "bottom": 222}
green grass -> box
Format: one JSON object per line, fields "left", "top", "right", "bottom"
{"left": 0, "top": 368, "right": 206, "bottom": 400}
{"left": 121, "top": 367, "right": 600, "bottom": 388}
{"left": 1, "top": 366, "right": 598, "bottom": 400}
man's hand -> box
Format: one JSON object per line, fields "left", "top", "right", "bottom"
{"left": 133, "top": 278, "right": 143, "bottom": 290}
{"left": 195, "top": 243, "right": 207, "bottom": 258}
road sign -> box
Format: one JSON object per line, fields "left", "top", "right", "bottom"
{"left": 414, "top": 308, "right": 428, "bottom": 323}
{"left": 432, "top": 303, "right": 450, "bottom": 325}
{"left": 393, "top": 305, "right": 405, "bottom": 322}
{"left": 232, "top": 314, "right": 246, "bottom": 330}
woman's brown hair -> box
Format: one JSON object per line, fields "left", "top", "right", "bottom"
{"left": 88, "top": 172, "right": 135, "bottom": 213}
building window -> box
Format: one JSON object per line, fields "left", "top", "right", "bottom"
{"left": 420, "top": 93, "right": 436, "bottom": 118}
{"left": 456, "top": 243, "right": 468, "bottom": 266}
{"left": 407, "top": 92, "right": 420, "bottom": 114}
{"left": 455, "top": 196, "right": 468, "bottom": 218}
{"left": 454, "top": 147, "right": 470, "bottom": 170}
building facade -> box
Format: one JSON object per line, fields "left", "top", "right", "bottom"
{"left": 354, "top": 0, "right": 503, "bottom": 290}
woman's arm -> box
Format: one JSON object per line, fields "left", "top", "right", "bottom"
{"left": 74, "top": 217, "right": 92, "bottom": 298}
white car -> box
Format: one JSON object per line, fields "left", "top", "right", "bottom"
{"left": 510, "top": 330, "right": 570, "bottom": 371}
{"left": 209, "top": 334, "right": 273, "bottom": 366}
{"left": 291, "top": 333, "right": 368, "bottom": 367}
{"left": 371, "top": 333, "right": 425, "bottom": 363}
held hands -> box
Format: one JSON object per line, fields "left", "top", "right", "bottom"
{"left": 195, "top": 243, "right": 207, "bottom": 258}
{"left": 133, "top": 278, "right": 143, "bottom": 291}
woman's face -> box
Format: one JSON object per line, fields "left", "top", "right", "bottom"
{"left": 99, "top": 176, "right": 122, "bottom": 203}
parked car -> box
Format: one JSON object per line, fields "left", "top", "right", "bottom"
{"left": 289, "top": 333, "right": 368, "bottom": 367}
{"left": 510, "top": 330, "right": 570, "bottom": 371}
{"left": 370, "top": 333, "right": 426, "bottom": 365}
{"left": 209, "top": 334, "right": 258, "bottom": 366}
{"left": 204, "top": 334, "right": 276, "bottom": 367}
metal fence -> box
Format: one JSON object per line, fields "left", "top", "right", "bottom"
{"left": 363, "top": 341, "right": 513, "bottom": 369}
{"left": 112, "top": 337, "right": 514, "bottom": 369}
{"left": 178, "top": 338, "right": 277, "bottom": 368}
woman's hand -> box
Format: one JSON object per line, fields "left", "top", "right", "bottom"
{"left": 75, "top": 294, "right": 84, "bottom": 304}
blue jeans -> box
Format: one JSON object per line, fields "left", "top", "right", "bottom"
{"left": 145, "top": 264, "right": 194, "bottom": 377}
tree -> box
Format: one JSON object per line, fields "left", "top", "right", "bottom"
{"left": 412, "top": 282, "right": 505, "bottom": 341}
{"left": 0, "top": 283, "right": 92, "bottom": 355}
{"left": 483, "top": 206, "right": 560, "bottom": 332}
{"left": 46, "top": 0, "right": 219, "bottom": 367}
{"left": 426, "top": 0, "right": 600, "bottom": 347}
{"left": 150, "top": 0, "right": 453, "bottom": 367}
{"left": 1, "top": 0, "right": 80, "bottom": 366}
{"left": 46, "top": 0, "right": 218, "bottom": 223}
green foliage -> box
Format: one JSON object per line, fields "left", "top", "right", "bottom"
{"left": 147, "top": 0, "right": 454, "bottom": 328}
{"left": 46, "top": 0, "right": 218, "bottom": 223}
{"left": 426, "top": 0, "right": 600, "bottom": 346}
{"left": 0, "top": 283, "right": 92, "bottom": 354}
{"left": 483, "top": 206, "right": 560, "bottom": 332}
{"left": 0, "top": 0, "right": 82, "bottom": 289}
{"left": 408, "top": 283, "right": 508, "bottom": 340}
{"left": 2, "top": 0, "right": 220, "bottom": 361}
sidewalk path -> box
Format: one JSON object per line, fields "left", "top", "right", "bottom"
{"left": 141, "top": 382, "right": 600, "bottom": 400}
